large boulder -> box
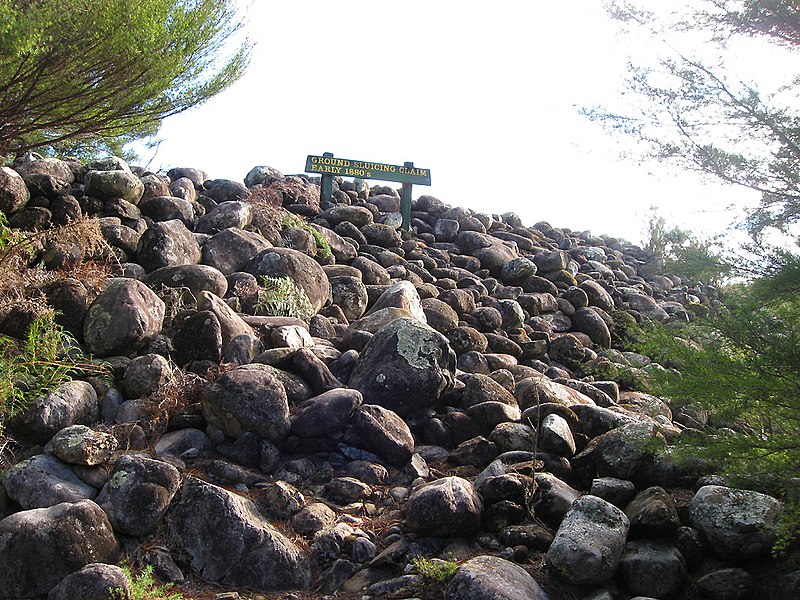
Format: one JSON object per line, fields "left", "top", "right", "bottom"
{"left": 0, "top": 500, "right": 119, "bottom": 599}
{"left": 351, "top": 404, "right": 415, "bottom": 467}
{"left": 201, "top": 227, "right": 272, "bottom": 275}
{"left": 84, "top": 169, "right": 144, "bottom": 204}
{"left": 617, "top": 540, "right": 687, "bottom": 599}
{"left": 405, "top": 476, "right": 482, "bottom": 537}
{"left": 136, "top": 219, "right": 201, "bottom": 272}
{"left": 0, "top": 166, "right": 29, "bottom": 213}
{"left": 290, "top": 388, "right": 363, "bottom": 438}
{"left": 167, "top": 476, "right": 312, "bottom": 591}
{"left": 9, "top": 380, "right": 98, "bottom": 444}
{"left": 96, "top": 455, "right": 181, "bottom": 536}
{"left": 47, "top": 563, "right": 131, "bottom": 600}
{"left": 200, "top": 366, "right": 290, "bottom": 444}
{"left": 83, "top": 278, "right": 165, "bottom": 357}
{"left": 547, "top": 494, "right": 630, "bottom": 584}
{"left": 689, "top": 485, "right": 782, "bottom": 562}
{"left": 3, "top": 453, "right": 97, "bottom": 509}
{"left": 348, "top": 318, "right": 456, "bottom": 416}
{"left": 445, "top": 555, "right": 549, "bottom": 600}
{"left": 247, "top": 247, "right": 330, "bottom": 313}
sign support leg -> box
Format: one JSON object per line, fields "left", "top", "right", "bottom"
{"left": 320, "top": 151, "right": 334, "bottom": 206}
{"left": 401, "top": 161, "right": 413, "bottom": 232}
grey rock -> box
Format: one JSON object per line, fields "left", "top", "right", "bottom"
{"left": 445, "top": 555, "right": 549, "bottom": 600}
{"left": 123, "top": 353, "right": 173, "bottom": 399}
{"left": 247, "top": 246, "right": 331, "bottom": 313}
{"left": 0, "top": 166, "right": 29, "bottom": 213}
{"left": 349, "top": 318, "right": 456, "bottom": 416}
{"left": 200, "top": 367, "right": 290, "bottom": 444}
{"left": 84, "top": 169, "right": 144, "bottom": 204}
{"left": 351, "top": 403, "right": 415, "bottom": 467}
{"left": 11, "top": 380, "right": 98, "bottom": 444}
{"left": 617, "top": 540, "right": 687, "bottom": 599}
{"left": 539, "top": 413, "right": 576, "bottom": 457}
{"left": 136, "top": 219, "right": 201, "bottom": 272}
{"left": 547, "top": 494, "right": 629, "bottom": 584}
{"left": 0, "top": 500, "right": 119, "bottom": 599}
{"left": 196, "top": 200, "right": 252, "bottom": 233}
{"left": 143, "top": 264, "right": 228, "bottom": 301}
{"left": 50, "top": 425, "right": 118, "bottom": 466}
{"left": 405, "top": 476, "right": 482, "bottom": 537}
{"left": 290, "top": 388, "right": 363, "bottom": 437}
{"left": 47, "top": 562, "right": 130, "bottom": 600}
{"left": 3, "top": 453, "right": 97, "bottom": 509}
{"left": 96, "top": 455, "right": 181, "bottom": 536}
{"left": 167, "top": 476, "right": 312, "bottom": 590}
{"left": 83, "top": 278, "right": 165, "bottom": 358}
{"left": 695, "top": 567, "right": 752, "bottom": 600}
{"left": 201, "top": 227, "right": 272, "bottom": 275}
{"left": 689, "top": 485, "right": 782, "bottom": 561}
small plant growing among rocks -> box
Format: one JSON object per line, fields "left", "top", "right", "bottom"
{"left": 115, "top": 565, "right": 183, "bottom": 600}
{"left": 254, "top": 275, "right": 315, "bottom": 322}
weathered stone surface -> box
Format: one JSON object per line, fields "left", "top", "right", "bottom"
{"left": 349, "top": 318, "right": 456, "bottom": 416}
{"left": 329, "top": 275, "right": 369, "bottom": 322}
{"left": 3, "top": 453, "right": 97, "bottom": 509}
{"left": 201, "top": 227, "right": 272, "bottom": 275}
{"left": 84, "top": 169, "right": 144, "bottom": 204}
{"left": 351, "top": 404, "right": 415, "bottom": 467}
{"left": 625, "top": 486, "right": 681, "bottom": 537}
{"left": 10, "top": 379, "right": 98, "bottom": 444}
{"left": 547, "top": 495, "right": 630, "bottom": 584}
{"left": 84, "top": 278, "right": 165, "bottom": 357}
{"left": 445, "top": 555, "right": 549, "bottom": 600}
{"left": 0, "top": 500, "right": 119, "bottom": 599}
{"left": 96, "top": 455, "right": 181, "bottom": 536}
{"left": 689, "top": 485, "right": 782, "bottom": 562}
{"left": 406, "top": 476, "right": 482, "bottom": 537}
{"left": 201, "top": 367, "right": 290, "bottom": 444}
{"left": 136, "top": 219, "right": 201, "bottom": 272}
{"left": 47, "top": 562, "right": 130, "bottom": 600}
{"left": 617, "top": 540, "right": 687, "bottom": 599}
{"left": 167, "top": 476, "right": 312, "bottom": 591}
{"left": 50, "top": 425, "right": 118, "bottom": 466}
{"left": 290, "top": 388, "right": 363, "bottom": 437}
{"left": 123, "top": 353, "right": 173, "bottom": 399}
{"left": 143, "top": 264, "right": 228, "bottom": 300}
{"left": 0, "top": 166, "right": 29, "bottom": 213}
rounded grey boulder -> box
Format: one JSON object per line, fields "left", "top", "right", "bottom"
{"left": 547, "top": 494, "right": 630, "bottom": 584}
{"left": 445, "top": 555, "right": 549, "bottom": 600}
{"left": 405, "top": 476, "right": 482, "bottom": 537}
{"left": 83, "top": 278, "right": 165, "bottom": 357}
{"left": 689, "top": 485, "right": 782, "bottom": 561}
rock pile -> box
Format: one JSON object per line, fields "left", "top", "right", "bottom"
{"left": 0, "top": 153, "right": 796, "bottom": 599}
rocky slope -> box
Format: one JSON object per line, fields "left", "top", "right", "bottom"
{"left": 0, "top": 154, "right": 797, "bottom": 600}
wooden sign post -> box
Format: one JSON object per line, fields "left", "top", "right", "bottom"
{"left": 305, "top": 153, "right": 431, "bottom": 231}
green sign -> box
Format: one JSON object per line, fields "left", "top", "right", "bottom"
{"left": 305, "top": 155, "right": 432, "bottom": 186}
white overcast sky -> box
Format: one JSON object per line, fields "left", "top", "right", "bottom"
{"left": 136, "top": 0, "right": 762, "bottom": 245}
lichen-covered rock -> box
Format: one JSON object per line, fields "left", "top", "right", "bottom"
{"left": 689, "top": 485, "right": 782, "bottom": 562}
{"left": 445, "top": 555, "right": 549, "bottom": 600}
{"left": 348, "top": 318, "right": 456, "bottom": 416}
{"left": 201, "top": 227, "right": 272, "bottom": 275}
{"left": 10, "top": 380, "right": 99, "bottom": 444}
{"left": 167, "top": 476, "right": 312, "bottom": 591}
{"left": 329, "top": 275, "right": 369, "bottom": 322}
{"left": 200, "top": 366, "right": 290, "bottom": 444}
{"left": 95, "top": 455, "right": 181, "bottom": 536}
{"left": 405, "top": 476, "right": 482, "bottom": 537}
{"left": 617, "top": 540, "right": 687, "bottom": 599}
{"left": 136, "top": 219, "right": 202, "bottom": 272}
{"left": 0, "top": 500, "right": 119, "bottom": 599}
{"left": 84, "top": 278, "right": 165, "bottom": 357}
{"left": 547, "top": 494, "right": 630, "bottom": 584}
{"left": 3, "top": 453, "right": 97, "bottom": 509}
{"left": 50, "top": 425, "right": 118, "bottom": 466}
{"left": 47, "top": 562, "right": 130, "bottom": 600}
{"left": 366, "top": 280, "right": 426, "bottom": 322}
{"left": 143, "top": 264, "right": 228, "bottom": 301}
{"left": 84, "top": 169, "right": 144, "bottom": 204}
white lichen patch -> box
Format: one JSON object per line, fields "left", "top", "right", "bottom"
{"left": 396, "top": 321, "right": 440, "bottom": 370}
{"left": 109, "top": 470, "right": 131, "bottom": 489}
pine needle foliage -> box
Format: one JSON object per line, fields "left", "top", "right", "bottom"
{"left": 0, "top": 0, "right": 251, "bottom": 157}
